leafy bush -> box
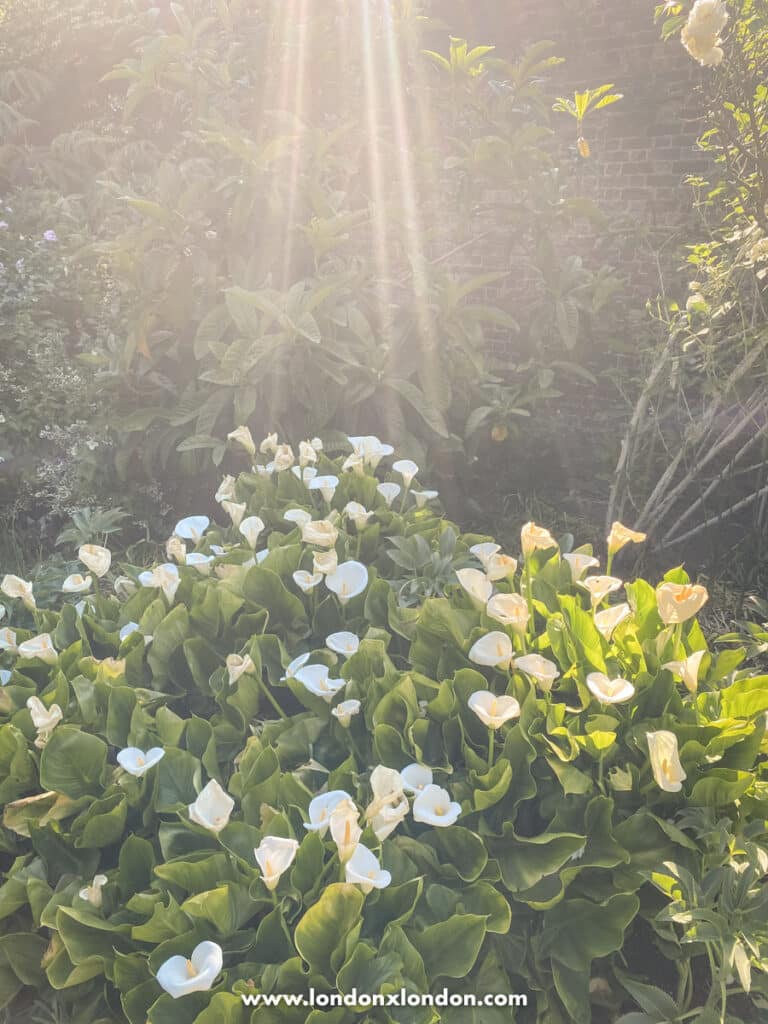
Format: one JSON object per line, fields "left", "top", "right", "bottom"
{"left": 1, "top": 433, "right": 767, "bottom": 1024}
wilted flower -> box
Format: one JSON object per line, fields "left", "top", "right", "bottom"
{"left": 663, "top": 650, "right": 706, "bottom": 694}
{"left": 78, "top": 544, "right": 111, "bottom": 578}
{"left": 607, "top": 521, "right": 647, "bottom": 557}
{"left": 486, "top": 593, "right": 529, "bottom": 635}
{"left": 260, "top": 431, "right": 278, "bottom": 454}
{"left": 346, "top": 844, "right": 392, "bottom": 893}
{"left": 174, "top": 516, "right": 210, "bottom": 543}
{"left": 468, "top": 631, "right": 514, "bottom": 670}
{"left": 293, "top": 570, "right": 323, "bottom": 593}
{"left": 19, "top": 633, "right": 57, "bottom": 665}
{"left": 563, "top": 552, "right": 600, "bottom": 582}
{"left": 468, "top": 690, "right": 521, "bottom": 729}
{"left": 294, "top": 664, "right": 347, "bottom": 702}
{"left": 392, "top": 459, "right": 419, "bottom": 486}
{"left": 228, "top": 425, "right": 256, "bottom": 456}
{"left": 412, "top": 784, "right": 461, "bottom": 827}
{"left": 79, "top": 874, "right": 108, "bottom": 907}
{"left": 520, "top": 522, "right": 557, "bottom": 558}
{"left": 594, "top": 602, "right": 632, "bottom": 639}
{"left": 681, "top": 0, "right": 728, "bottom": 66}
{"left": 313, "top": 549, "right": 338, "bottom": 576}
{"left": 656, "top": 582, "right": 709, "bottom": 624}
{"left": 647, "top": 730, "right": 687, "bottom": 793}
{"left": 515, "top": 653, "right": 560, "bottom": 692}
{"left": 26, "top": 696, "right": 63, "bottom": 747}
{"left": 189, "top": 779, "right": 235, "bottom": 833}
{"left": 166, "top": 536, "right": 187, "bottom": 563}
{"left": 299, "top": 440, "right": 318, "bottom": 467}
{"left": 302, "top": 519, "right": 338, "bottom": 548}
{"left": 456, "top": 568, "right": 493, "bottom": 608}
{"left": 326, "top": 631, "right": 360, "bottom": 657}
{"left": 113, "top": 576, "right": 136, "bottom": 599}
{"left": 221, "top": 500, "right": 247, "bottom": 528}
{"left": 377, "top": 482, "right": 401, "bottom": 507}
{"left": 270, "top": 443, "right": 295, "bottom": 473}
{"left": 156, "top": 941, "right": 223, "bottom": 999}
{"left": 0, "top": 628, "right": 18, "bottom": 652}
{"left": 239, "top": 516, "right": 265, "bottom": 549}
{"left": 226, "top": 653, "right": 255, "bottom": 686}
{"left": 304, "top": 790, "right": 352, "bottom": 835}
{"left": 117, "top": 746, "right": 165, "bottom": 777}
{"left": 332, "top": 699, "right": 361, "bottom": 728}
{"left": 586, "top": 672, "right": 635, "bottom": 704}
{"left": 255, "top": 836, "right": 299, "bottom": 890}
{"left": 62, "top": 573, "right": 92, "bottom": 594}
{"left": 326, "top": 561, "right": 368, "bottom": 604}
{"left": 308, "top": 475, "right": 339, "bottom": 503}
{"left": 215, "top": 475, "right": 237, "bottom": 503}
{"left": 400, "top": 763, "right": 433, "bottom": 794}
{"left": 1, "top": 574, "right": 35, "bottom": 610}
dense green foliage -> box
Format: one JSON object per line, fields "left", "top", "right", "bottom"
{"left": 1, "top": 434, "right": 767, "bottom": 1024}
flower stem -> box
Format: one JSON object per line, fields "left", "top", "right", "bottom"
{"left": 258, "top": 677, "right": 288, "bottom": 720}
{"left": 524, "top": 561, "right": 535, "bottom": 627}
{"left": 487, "top": 729, "right": 494, "bottom": 770}
{"left": 606, "top": 551, "right": 614, "bottom": 577}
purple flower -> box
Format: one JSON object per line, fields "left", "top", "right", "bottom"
{"left": 43, "top": 230, "right": 57, "bottom": 242}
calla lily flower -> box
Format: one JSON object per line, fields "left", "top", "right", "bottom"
{"left": 656, "top": 582, "right": 709, "bottom": 624}
{"left": 594, "top": 602, "right": 632, "bottom": 639}
{"left": 485, "top": 553, "right": 518, "bottom": 582}
{"left": 1, "top": 574, "right": 35, "bottom": 610}
{"left": 412, "top": 784, "right": 461, "bottom": 827}
{"left": 0, "top": 628, "right": 18, "bottom": 652}
{"left": 486, "top": 593, "right": 529, "bottom": 635}
{"left": 269, "top": 443, "right": 295, "bottom": 473}
{"left": 166, "top": 536, "right": 187, "bottom": 563}
{"left": 19, "top": 633, "right": 57, "bottom": 664}
{"left": 520, "top": 522, "right": 557, "bottom": 558}
{"left": 226, "top": 653, "right": 255, "bottom": 686}
{"left": 260, "top": 431, "right": 278, "bottom": 454}
{"left": 156, "top": 941, "right": 223, "bottom": 999}
{"left": 326, "top": 561, "right": 368, "bottom": 604}
{"left": 304, "top": 790, "right": 353, "bottom": 834}
{"left": 26, "top": 696, "right": 63, "bottom": 748}
{"left": 455, "top": 568, "right": 493, "bottom": 608}
{"left": 346, "top": 844, "right": 392, "bottom": 893}
{"left": 221, "top": 500, "right": 247, "bottom": 527}
{"left": 79, "top": 874, "right": 108, "bottom": 907}
{"left": 468, "top": 631, "right": 514, "bottom": 669}
{"left": 78, "top": 544, "right": 111, "bottom": 578}
{"left": 189, "top": 779, "right": 235, "bottom": 833}
{"left": 401, "top": 763, "right": 433, "bottom": 794}
{"left": 281, "top": 652, "right": 311, "bottom": 681}
{"left": 293, "top": 570, "right": 323, "bottom": 593}
{"left": 663, "top": 649, "right": 706, "bottom": 694}
{"left": 255, "top": 836, "right": 299, "bottom": 890}
{"left": 284, "top": 508, "right": 312, "bottom": 528}
{"left": 239, "top": 516, "right": 265, "bottom": 549}
{"left": 578, "top": 575, "right": 623, "bottom": 607}
{"left": 294, "top": 664, "right": 347, "bottom": 702}
{"left": 586, "top": 672, "right": 635, "bottom": 704}
{"left": 326, "top": 631, "right": 359, "bottom": 657}
{"left": 392, "top": 459, "right": 419, "bottom": 486}
{"left": 647, "top": 730, "right": 687, "bottom": 792}
{"left": 301, "top": 519, "right": 338, "bottom": 548}
{"left": 411, "top": 489, "right": 438, "bottom": 508}
{"left": 342, "top": 452, "right": 365, "bottom": 475}
{"left": 215, "top": 475, "right": 237, "bottom": 503}
{"left": 313, "top": 549, "right": 338, "bottom": 576}
{"left": 117, "top": 746, "right": 165, "bottom": 777}
{"left": 366, "top": 766, "right": 407, "bottom": 833}
{"left": 348, "top": 435, "right": 394, "bottom": 469}
{"left": 186, "top": 552, "right": 214, "bottom": 574}
{"left": 344, "top": 501, "right": 373, "bottom": 530}
{"left": 332, "top": 699, "right": 361, "bottom": 728}
{"left": 377, "top": 482, "right": 401, "bottom": 507}
{"left": 563, "top": 552, "right": 600, "bottom": 582}
{"left": 175, "top": 516, "right": 210, "bottom": 543}
{"left": 607, "top": 521, "right": 647, "bottom": 557}
{"left": 292, "top": 465, "right": 318, "bottom": 485}
{"left": 299, "top": 440, "right": 318, "bottom": 467}
{"left": 468, "top": 690, "right": 521, "bottom": 729}
{"left": 330, "top": 798, "right": 363, "bottom": 861}
{"left": 0, "top": 605, "right": 4, "bottom": 621}
{"left": 119, "top": 622, "right": 140, "bottom": 643}
{"left": 309, "top": 475, "right": 339, "bottom": 503}
{"left": 228, "top": 425, "right": 256, "bottom": 456}
{"left": 62, "top": 573, "right": 92, "bottom": 593}
{"left": 515, "top": 654, "right": 560, "bottom": 691}
{"left": 470, "top": 542, "right": 501, "bottom": 568}
{"left": 138, "top": 563, "right": 180, "bottom": 603}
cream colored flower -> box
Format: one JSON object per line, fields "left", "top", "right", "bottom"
{"left": 468, "top": 690, "right": 521, "bottom": 729}
{"left": 299, "top": 440, "right": 318, "bottom": 467}
{"left": 221, "top": 500, "right": 247, "bottom": 528}
{"left": 455, "top": 568, "right": 493, "bottom": 608}
{"left": 365, "top": 767, "right": 408, "bottom": 840}
{"left": 520, "top": 522, "right": 557, "bottom": 558}
{"left": 270, "top": 443, "right": 295, "bottom": 473}
{"left": 579, "top": 575, "right": 623, "bottom": 608}
{"left": 470, "top": 542, "right": 501, "bottom": 569}
{"left": 0, "top": 628, "right": 18, "bottom": 652}
{"left": 607, "top": 521, "right": 647, "bottom": 557}
{"left": 485, "top": 553, "right": 517, "bottom": 582}
{"left": 330, "top": 798, "right": 362, "bottom": 862}
{"left": 515, "top": 654, "right": 560, "bottom": 692}
{"left": 79, "top": 874, "right": 108, "bottom": 908}
{"left": 138, "top": 563, "right": 180, "bottom": 603}
{"left": 656, "top": 582, "right": 709, "bottom": 624}
{"left": 486, "top": 593, "right": 529, "bottom": 635}
{"left": 226, "top": 653, "right": 255, "bottom": 686}
{"left": 78, "top": 544, "right": 112, "bottom": 578}
{"left": 663, "top": 650, "right": 706, "bottom": 694}
{"left": 228, "top": 425, "right": 256, "bottom": 456}
{"left": 62, "top": 573, "right": 92, "bottom": 594}
{"left": 215, "top": 475, "right": 237, "bottom": 503}
{"left": 188, "top": 779, "right": 235, "bottom": 832}
{"left": 332, "top": 699, "right": 361, "bottom": 728}
{"left": 647, "top": 730, "right": 687, "bottom": 793}
{"left": 586, "top": 672, "right": 635, "bottom": 704}
{"left": 1, "top": 574, "right": 36, "bottom": 610}
{"left": 348, "top": 435, "right": 394, "bottom": 469}
{"left": 260, "top": 431, "right": 278, "bottom": 454}
{"left": 344, "top": 501, "right": 373, "bottom": 530}
{"left": 19, "top": 633, "right": 57, "bottom": 665}
{"left": 313, "top": 549, "right": 338, "bottom": 576}
{"left": 468, "top": 631, "right": 514, "bottom": 670}
{"left": 301, "top": 519, "right": 338, "bottom": 549}
{"left": 26, "top": 696, "right": 63, "bottom": 748}
{"left": 166, "top": 535, "right": 187, "bottom": 564}
{"left": 594, "top": 602, "right": 632, "bottom": 639}
{"left": 303, "top": 790, "right": 352, "bottom": 834}
{"left": 563, "top": 552, "right": 600, "bottom": 582}
{"left": 681, "top": 0, "right": 728, "bottom": 66}
{"left": 255, "top": 836, "right": 299, "bottom": 890}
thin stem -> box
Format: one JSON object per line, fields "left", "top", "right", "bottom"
{"left": 487, "top": 729, "right": 494, "bottom": 770}
{"left": 524, "top": 561, "right": 535, "bottom": 628}
{"left": 258, "top": 677, "right": 288, "bottom": 720}
{"left": 606, "top": 551, "right": 614, "bottom": 577}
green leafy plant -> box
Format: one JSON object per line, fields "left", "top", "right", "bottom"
{"left": 0, "top": 432, "right": 767, "bottom": 1023}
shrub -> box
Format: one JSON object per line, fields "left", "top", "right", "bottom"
{"left": 1, "top": 433, "right": 767, "bottom": 1024}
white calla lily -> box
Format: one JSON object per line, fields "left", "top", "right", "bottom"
{"left": 470, "top": 542, "right": 501, "bottom": 569}
{"left": 563, "top": 552, "right": 600, "bottom": 582}
{"left": 284, "top": 508, "right": 312, "bottom": 528}
{"left": 485, "top": 553, "right": 518, "bottom": 582}
{"left": 166, "top": 536, "right": 187, "bottom": 563}
{"left": 594, "top": 602, "right": 632, "bottom": 639}
{"left": 326, "top": 631, "right": 360, "bottom": 657}
{"left": 239, "top": 516, "right": 266, "bottom": 549}
{"left": 486, "top": 593, "right": 529, "bottom": 635}
{"left": 255, "top": 836, "right": 299, "bottom": 890}
{"left": 281, "top": 653, "right": 311, "bottom": 681}
{"left": 468, "top": 690, "right": 521, "bottom": 729}
{"left": 299, "top": 440, "right": 318, "bottom": 467}
{"left": 308, "top": 475, "right": 339, "bottom": 503}
{"left": 330, "top": 797, "right": 363, "bottom": 861}
{"left": 226, "top": 653, "right": 255, "bottom": 686}
{"left": 412, "top": 784, "right": 461, "bottom": 827}
{"left": 515, "top": 653, "right": 560, "bottom": 691}
{"left": 79, "top": 874, "right": 108, "bottom": 907}
{"left": 270, "top": 443, "right": 295, "bottom": 473}
{"left": 377, "top": 482, "right": 401, "bottom": 507}
{"left": 62, "top": 573, "right": 92, "bottom": 594}
{"left": 26, "top": 696, "right": 63, "bottom": 748}
{"left": 326, "top": 561, "right": 368, "bottom": 604}
{"left": 332, "top": 699, "right": 361, "bottom": 728}
{"left": 138, "top": 563, "right": 180, "bottom": 603}
{"left": 78, "top": 544, "right": 111, "bottom": 578}
{"left": 174, "top": 516, "right": 210, "bottom": 543}
{"left": 1, "top": 574, "right": 36, "bottom": 610}
{"left": 156, "top": 941, "right": 223, "bottom": 999}
{"left": 656, "top": 582, "right": 709, "bottom": 625}
{"left": 468, "top": 631, "right": 513, "bottom": 670}
{"left": 117, "top": 746, "right": 165, "bottom": 777}
{"left": 348, "top": 435, "right": 394, "bottom": 469}
{"left": 586, "top": 672, "right": 635, "bottom": 704}
{"left": 578, "top": 575, "right": 623, "bottom": 607}
{"left": 221, "top": 500, "right": 247, "bottom": 528}
{"left": 400, "top": 763, "right": 433, "bottom": 794}
{"left": 260, "top": 431, "right": 278, "bottom": 454}
{"left": 293, "top": 570, "right": 323, "bottom": 593}
{"left": 392, "top": 459, "right": 419, "bottom": 486}
{"left": 647, "top": 730, "right": 687, "bottom": 793}
{"left": 189, "top": 779, "right": 235, "bottom": 833}
{"left": 0, "top": 628, "right": 18, "bottom": 652}
{"left": 215, "top": 475, "right": 237, "bottom": 503}
{"left": 186, "top": 552, "right": 214, "bottom": 574}
{"left": 344, "top": 501, "right": 373, "bottom": 530}
{"left": 303, "top": 790, "right": 353, "bottom": 834}
{"left": 18, "top": 633, "right": 57, "bottom": 664}
{"left": 228, "top": 425, "right": 256, "bottom": 456}
{"left": 607, "top": 521, "right": 647, "bottom": 557}
{"left": 346, "top": 844, "right": 392, "bottom": 893}
{"left": 520, "top": 522, "right": 557, "bottom": 558}
{"left": 294, "top": 664, "right": 347, "bottom": 702}
{"left": 292, "top": 465, "right": 318, "bottom": 485}
{"left": 411, "top": 489, "right": 438, "bottom": 508}
{"left": 663, "top": 650, "right": 706, "bottom": 694}
{"left": 455, "top": 568, "right": 493, "bottom": 608}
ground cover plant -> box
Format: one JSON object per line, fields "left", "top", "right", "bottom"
{"left": 1, "top": 433, "right": 767, "bottom": 1024}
